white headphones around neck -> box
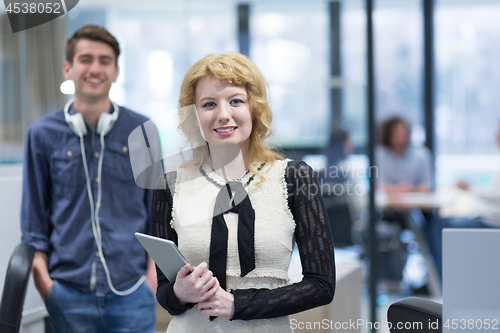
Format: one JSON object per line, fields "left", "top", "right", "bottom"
{"left": 64, "top": 98, "right": 120, "bottom": 137}
{"left": 62, "top": 97, "right": 145, "bottom": 296}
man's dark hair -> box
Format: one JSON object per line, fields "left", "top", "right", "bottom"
{"left": 65, "top": 24, "right": 120, "bottom": 65}
{"left": 329, "top": 127, "right": 349, "bottom": 146}
{"left": 380, "top": 116, "right": 410, "bottom": 149}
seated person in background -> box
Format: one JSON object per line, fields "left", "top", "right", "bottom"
{"left": 321, "top": 126, "right": 355, "bottom": 247}
{"left": 322, "top": 126, "right": 353, "bottom": 182}
{"left": 429, "top": 125, "right": 500, "bottom": 279}
{"left": 376, "top": 116, "right": 432, "bottom": 194}
{"left": 375, "top": 116, "right": 434, "bottom": 285}
{"left": 324, "top": 127, "right": 353, "bottom": 170}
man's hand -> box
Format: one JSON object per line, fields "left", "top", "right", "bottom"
{"left": 197, "top": 287, "right": 235, "bottom": 319}
{"left": 396, "top": 181, "right": 414, "bottom": 193}
{"left": 32, "top": 250, "right": 53, "bottom": 302}
{"left": 457, "top": 180, "right": 470, "bottom": 191}
{"left": 173, "top": 262, "right": 219, "bottom": 305}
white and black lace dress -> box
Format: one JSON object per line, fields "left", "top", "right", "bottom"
{"left": 152, "top": 159, "right": 335, "bottom": 332}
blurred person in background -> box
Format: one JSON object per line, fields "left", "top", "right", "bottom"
{"left": 373, "top": 116, "right": 435, "bottom": 288}
{"left": 376, "top": 116, "right": 432, "bottom": 194}
{"left": 429, "top": 125, "right": 500, "bottom": 279}
{"left": 322, "top": 126, "right": 353, "bottom": 182}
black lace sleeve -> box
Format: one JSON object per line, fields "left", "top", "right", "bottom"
{"left": 231, "top": 160, "right": 335, "bottom": 320}
{"left": 152, "top": 172, "right": 195, "bottom": 315}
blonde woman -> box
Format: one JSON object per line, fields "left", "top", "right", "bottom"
{"left": 152, "top": 52, "right": 335, "bottom": 332}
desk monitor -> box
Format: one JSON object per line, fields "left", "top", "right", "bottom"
{"left": 443, "top": 229, "right": 500, "bottom": 332}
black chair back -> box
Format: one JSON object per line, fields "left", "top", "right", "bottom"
{"left": 387, "top": 297, "right": 442, "bottom": 333}
{"left": 0, "top": 243, "right": 35, "bottom": 333}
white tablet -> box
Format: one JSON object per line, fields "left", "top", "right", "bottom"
{"left": 135, "top": 232, "right": 188, "bottom": 282}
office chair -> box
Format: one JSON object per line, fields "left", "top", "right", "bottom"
{"left": 387, "top": 297, "right": 442, "bottom": 333}
{"left": 323, "top": 190, "right": 354, "bottom": 247}
{"left": 0, "top": 243, "right": 35, "bottom": 333}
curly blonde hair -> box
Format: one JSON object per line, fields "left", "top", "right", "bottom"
{"left": 178, "top": 52, "right": 283, "bottom": 183}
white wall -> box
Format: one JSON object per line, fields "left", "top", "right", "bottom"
{"left": 0, "top": 164, "right": 46, "bottom": 332}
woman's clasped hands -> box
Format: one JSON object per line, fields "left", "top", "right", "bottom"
{"left": 173, "top": 262, "right": 234, "bottom": 319}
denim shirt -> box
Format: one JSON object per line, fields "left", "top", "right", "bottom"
{"left": 21, "top": 106, "right": 153, "bottom": 295}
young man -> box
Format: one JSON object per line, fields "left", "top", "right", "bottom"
{"left": 21, "top": 25, "right": 156, "bottom": 332}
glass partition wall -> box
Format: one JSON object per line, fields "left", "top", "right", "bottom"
{"left": 435, "top": 0, "right": 500, "bottom": 188}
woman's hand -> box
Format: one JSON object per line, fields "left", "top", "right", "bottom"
{"left": 173, "top": 262, "right": 219, "bottom": 305}
{"left": 197, "top": 287, "right": 235, "bottom": 319}
{"left": 145, "top": 255, "right": 157, "bottom": 294}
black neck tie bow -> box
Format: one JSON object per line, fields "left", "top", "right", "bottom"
{"left": 209, "top": 180, "right": 256, "bottom": 294}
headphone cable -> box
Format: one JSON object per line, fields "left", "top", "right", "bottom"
{"left": 79, "top": 132, "right": 146, "bottom": 296}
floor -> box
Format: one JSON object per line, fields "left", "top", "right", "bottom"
{"left": 341, "top": 245, "right": 442, "bottom": 333}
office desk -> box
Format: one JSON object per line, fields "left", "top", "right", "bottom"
{"left": 377, "top": 191, "right": 457, "bottom": 298}
{"left": 377, "top": 192, "right": 456, "bottom": 211}
{"left": 291, "top": 261, "right": 362, "bottom": 333}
